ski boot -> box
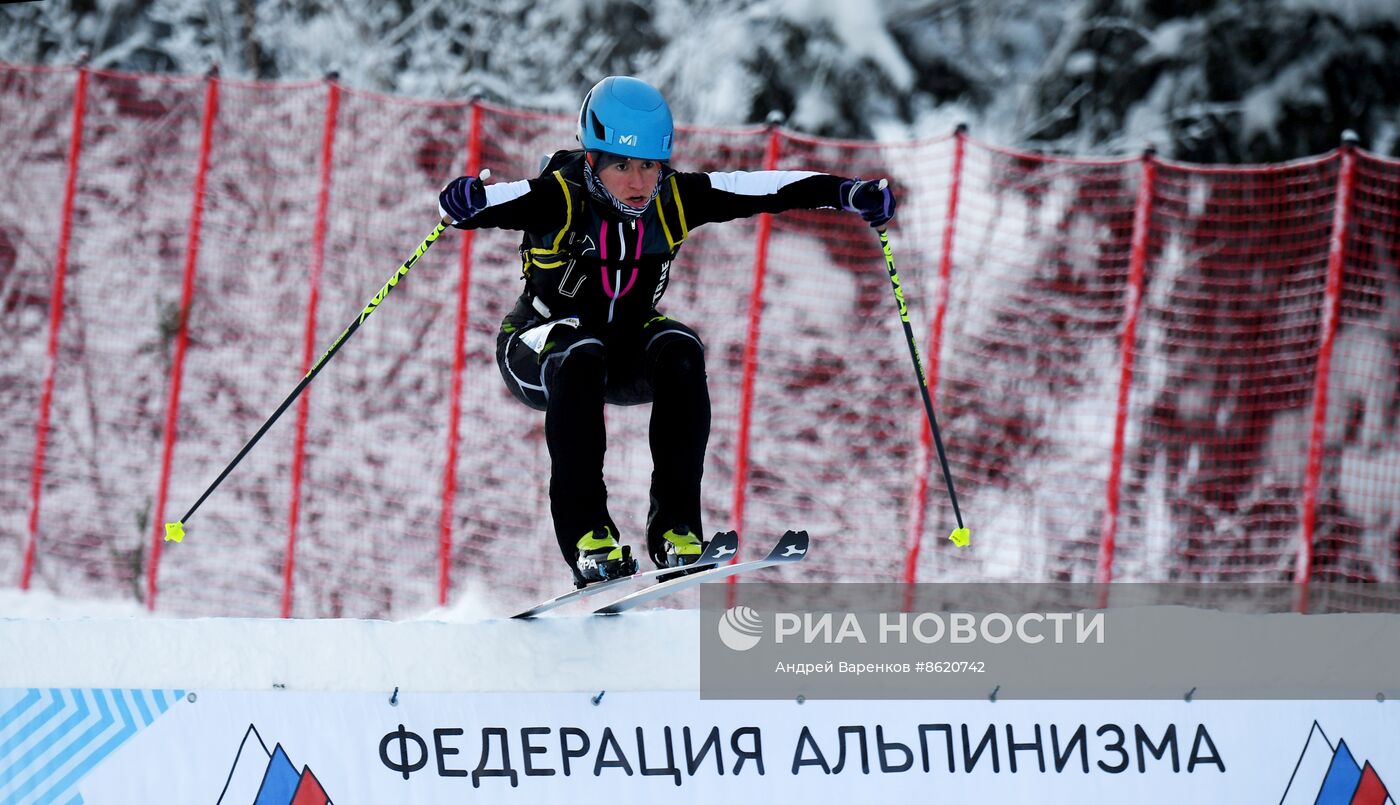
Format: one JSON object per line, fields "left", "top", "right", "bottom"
{"left": 573, "top": 526, "right": 638, "bottom": 588}
{"left": 654, "top": 525, "right": 704, "bottom": 569}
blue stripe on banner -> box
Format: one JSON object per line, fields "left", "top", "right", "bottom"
{"left": 0, "top": 690, "right": 59, "bottom": 801}
{"left": 254, "top": 745, "right": 300, "bottom": 805}
{"left": 34, "top": 691, "right": 138, "bottom": 805}
{"left": 0, "top": 690, "right": 64, "bottom": 762}
{"left": 1317, "top": 740, "right": 1364, "bottom": 805}
{"left": 5, "top": 690, "right": 110, "bottom": 804}
{"left": 0, "top": 689, "right": 182, "bottom": 805}
{"left": 0, "top": 692, "right": 42, "bottom": 735}
{"left": 128, "top": 691, "right": 153, "bottom": 729}
{"left": 0, "top": 690, "right": 89, "bottom": 801}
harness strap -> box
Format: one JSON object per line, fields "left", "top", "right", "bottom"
{"left": 522, "top": 161, "right": 684, "bottom": 292}
{"left": 657, "top": 174, "right": 689, "bottom": 249}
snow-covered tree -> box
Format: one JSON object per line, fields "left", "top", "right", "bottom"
{"left": 3, "top": 0, "right": 1397, "bottom": 158}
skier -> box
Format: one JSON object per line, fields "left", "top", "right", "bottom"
{"left": 438, "top": 76, "right": 896, "bottom": 587}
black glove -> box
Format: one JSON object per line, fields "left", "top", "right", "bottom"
{"left": 839, "top": 178, "right": 896, "bottom": 229}
{"left": 438, "top": 175, "right": 488, "bottom": 225}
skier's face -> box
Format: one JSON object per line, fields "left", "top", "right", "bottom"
{"left": 596, "top": 156, "right": 661, "bottom": 209}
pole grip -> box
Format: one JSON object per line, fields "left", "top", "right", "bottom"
{"left": 877, "top": 179, "right": 889, "bottom": 234}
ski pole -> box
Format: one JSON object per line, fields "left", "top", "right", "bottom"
{"left": 876, "top": 197, "right": 970, "bottom": 548}
{"left": 163, "top": 201, "right": 471, "bottom": 544}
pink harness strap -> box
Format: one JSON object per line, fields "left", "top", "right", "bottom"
{"left": 599, "top": 220, "right": 642, "bottom": 297}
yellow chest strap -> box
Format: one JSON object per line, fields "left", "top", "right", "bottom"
{"left": 656, "top": 174, "right": 689, "bottom": 249}
{"left": 524, "top": 171, "right": 688, "bottom": 272}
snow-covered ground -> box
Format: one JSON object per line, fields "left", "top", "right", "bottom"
{"left": 4, "top": 584, "right": 1400, "bottom": 700}
{"left": 0, "top": 586, "right": 698, "bottom": 691}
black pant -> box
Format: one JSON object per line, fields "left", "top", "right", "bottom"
{"left": 496, "top": 298, "right": 711, "bottom": 569}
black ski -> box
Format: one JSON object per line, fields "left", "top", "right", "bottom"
{"left": 592, "top": 530, "right": 809, "bottom": 615}
{"left": 512, "top": 531, "right": 740, "bottom": 619}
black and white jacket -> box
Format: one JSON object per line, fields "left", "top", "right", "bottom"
{"left": 458, "top": 150, "right": 848, "bottom": 330}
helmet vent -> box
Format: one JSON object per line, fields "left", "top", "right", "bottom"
{"left": 590, "top": 111, "right": 608, "bottom": 142}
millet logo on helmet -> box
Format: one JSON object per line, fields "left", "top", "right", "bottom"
{"left": 577, "top": 76, "right": 674, "bottom": 161}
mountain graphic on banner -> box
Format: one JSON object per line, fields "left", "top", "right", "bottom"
{"left": 1282, "top": 722, "right": 1393, "bottom": 805}
{"left": 217, "top": 725, "right": 332, "bottom": 805}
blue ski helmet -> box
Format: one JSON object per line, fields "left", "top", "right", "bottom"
{"left": 577, "top": 76, "right": 673, "bottom": 161}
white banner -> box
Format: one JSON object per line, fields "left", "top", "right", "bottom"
{"left": 1, "top": 689, "right": 1397, "bottom": 804}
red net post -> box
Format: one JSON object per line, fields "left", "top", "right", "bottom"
{"left": 1304, "top": 145, "right": 1400, "bottom": 604}
{"left": 439, "top": 99, "right": 484, "bottom": 607}
{"left": 147, "top": 72, "right": 220, "bottom": 610}
{"left": 281, "top": 77, "right": 341, "bottom": 619}
{"left": 904, "top": 124, "right": 967, "bottom": 591}
{"left": 0, "top": 65, "right": 76, "bottom": 589}
{"left": 730, "top": 122, "right": 783, "bottom": 561}
{"left": 1097, "top": 147, "right": 1158, "bottom": 588}
{"left": 20, "top": 65, "right": 87, "bottom": 591}
{"left": 437, "top": 102, "right": 574, "bottom": 608}
{"left": 724, "top": 120, "right": 784, "bottom": 608}
{"left": 1296, "top": 136, "right": 1358, "bottom": 609}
